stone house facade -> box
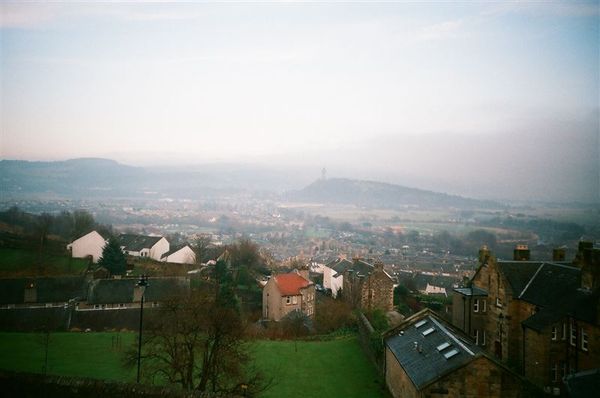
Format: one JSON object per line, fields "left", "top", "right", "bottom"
{"left": 452, "top": 242, "right": 600, "bottom": 395}
{"left": 343, "top": 259, "right": 394, "bottom": 312}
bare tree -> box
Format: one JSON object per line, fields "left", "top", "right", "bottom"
{"left": 192, "top": 234, "right": 212, "bottom": 265}
{"left": 126, "top": 289, "right": 270, "bottom": 395}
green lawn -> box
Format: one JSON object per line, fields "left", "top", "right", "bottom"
{"left": 0, "top": 332, "right": 387, "bottom": 397}
{"left": 253, "top": 338, "right": 387, "bottom": 398}
{"left": 0, "top": 248, "right": 88, "bottom": 276}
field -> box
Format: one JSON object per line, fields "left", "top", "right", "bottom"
{"left": 0, "top": 248, "right": 89, "bottom": 277}
{"left": 0, "top": 332, "right": 387, "bottom": 398}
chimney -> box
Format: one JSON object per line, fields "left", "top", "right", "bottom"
{"left": 296, "top": 267, "right": 310, "bottom": 281}
{"left": 552, "top": 247, "right": 566, "bottom": 262}
{"left": 513, "top": 244, "right": 530, "bottom": 261}
{"left": 580, "top": 244, "right": 600, "bottom": 291}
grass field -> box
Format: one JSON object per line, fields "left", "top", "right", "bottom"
{"left": 0, "top": 332, "right": 387, "bottom": 397}
{"left": 0, "top": 248, "right": 88, "bottom": 276}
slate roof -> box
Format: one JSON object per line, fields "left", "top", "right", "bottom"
{"left": 344, "top": 259, "right": 374, "bottom": 277}
{"left": 325, "top": 258, "right": 354, "bottom": 275}
{"left": 518, "top": 263, "right": 580, "bottom": 306}
{"left": 385, "top": 309, "right": 483, "bottom": 390}
{"left": 522, "top": 289, "right": 599, "bottom": 332}
{"left": 496, "top": 261, "right": 543, "bottom": 296}
{"left": 0, "top": 277, "right": 87, "bottom": 305}
{"left": 273, "top": 273, "right": 312, "bottom": 296}
{"left": 87, "top": 277, "right": 190, "bottom": 304}
{"left": 454, "top": 286, "right": 488, "bottom": 296}
{"left": 119, "top": 234, "right": 164, "bottom": 252}
{"left": 565, "top": 368, "right": 600, "bottom": 398}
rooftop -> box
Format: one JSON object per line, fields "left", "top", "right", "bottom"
{"left": 385, "top": 309, "right": 482, "bottom": 390}
{"left": 274, "top": 272, "right": 313, "bottom": 296}
{"left": 119, "top": 234, "right": 164, "bottom": 252}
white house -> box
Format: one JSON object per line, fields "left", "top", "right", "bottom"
{"left": 161, "top": 245, "right": 196, "bottom": 264}
{"left": 119, "top": 234, "right": 170, "bottom": 261}
{"left": 322, "top": 257, "right": 353, "bottom": 297}
{"left": 67, "top": 230, "right": 107, "bottom": 263}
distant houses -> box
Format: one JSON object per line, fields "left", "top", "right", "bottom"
{"left": 67, "top": 232, "right": 198, "bottom": 265}
{"left": 66, "top": 230, "right": 107, "bottom": 263}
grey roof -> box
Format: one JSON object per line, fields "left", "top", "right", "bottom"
{"left": 518, "top": 263, "right": 580, "bottom": 306}
{"left": 385, "top": 311, "right": 482, "bottom": 390}
{"left": 344, "top": 259, "right": 374, "bottom": 277}
{"left": 119, "top": 234, "right": 164, "bottom": 252}
{"left": 496, "top": 261, "right": 543, "bottom": 296}
{"left": 454, "top": 286, "right": 488, "bottom": 296}
{"left": 522, "top": 289, "right": 599, "bottom": 331}
{"left": 325, "top": 258, "right": 354, "bottom": 275}
{"left": 87, "top": 277, "right": 189, "bottom": 304}
{"left": 0, "top": 277, "right": 87, "bottom": 305}
{"left": 565, "top": 368, "right": 600, "bottom": 398}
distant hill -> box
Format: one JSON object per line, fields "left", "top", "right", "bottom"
{"left": 289, "top": 178, "right": 501, "bottom": 209}
{"left": 0, "top": 158, "right": 312, "bottom": 200}
{"left": 0, "top": 158, "right": 148, "bottom": 199}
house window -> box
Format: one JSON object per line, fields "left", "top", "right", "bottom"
{"left": 551, "top": 327, "right": 557, "bottom": 341}
{"left": 570, "top": 323, "right": 577, "bottom": 347}
{"left": 562, "top": 323, "right": 567, "bottom": 340}
{"left": 552, "top": 363, "right": 558, "bottom": 382}
{"left": 473, "top": 299, "right": 479, "bottom": 313}
{"left": 482, "top": 300, "right": 487, "bottom": 312}
{"left": 496, "top": 297, "right": 502, "bottom": 308}
{"left": 292, "top": 296, "right": 298, "bottom": 305}
{"left": 474, "top": 329, "right": 479, "bottom": 345}
{"left": 561, "top": 361, "right": 567, "bottom": 379}
{"left": 286, "top": 297, "right": 291, "bottom": 305}
{"left": 482, "top": 330, "right": 486, "bottom": 346}
{"left": 581, "top": 329, "right": 588, "bottom": 352}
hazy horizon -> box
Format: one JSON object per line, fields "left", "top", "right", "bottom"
{"left": 1, "top": 1, "right": 599, "bottom": 202}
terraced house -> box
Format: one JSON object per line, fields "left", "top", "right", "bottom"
{"left": 452, "top": 242, "right": 600, "bottom": 395}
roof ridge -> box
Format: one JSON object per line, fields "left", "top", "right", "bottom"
{"left": 518, "top": 263, "right": 545, "bottom": 299}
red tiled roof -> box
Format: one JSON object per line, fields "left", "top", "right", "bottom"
{"left": 274, "top": 273, "right": 312, "bottom": 296}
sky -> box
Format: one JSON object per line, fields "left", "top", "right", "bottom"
{"left": 1, "top": 1, "right": 599, "bottom": 201}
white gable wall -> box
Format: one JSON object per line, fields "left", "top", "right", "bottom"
{"left": 149, "top": 237, "right": 170, "bottom": 261}
{"left": 323, "top": 266, "right": 344, "bottom": 298}
{"left": 163, "top": 246, "right": 196, "bottom": 264}
{"left": 68, "top": 231, "right": 106, "bottom": 263}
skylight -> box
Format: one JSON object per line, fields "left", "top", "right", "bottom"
{"left": 415, "top": 320, "right": 428, "bottom": 328}
{"left": 443, "top": 349, "right": 459, "bottom": 359}
{"left": 436, "top": 342, "right": 451, "bottom": 351}
{"left": 422, "top": 327, "right": 435, "bottom": 336}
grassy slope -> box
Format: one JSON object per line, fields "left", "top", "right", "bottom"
{"left": 253, "top": 338, "right": 387, "bottom": 398}
{"left": 0, "top": 332, "right": 386, "bottom": 397}
{"left": 0, "top": 248, "right": 88, "bottom": 276}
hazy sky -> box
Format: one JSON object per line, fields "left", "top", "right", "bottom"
{"left": 1, "top": 1, "right": 599, "bottom": 201}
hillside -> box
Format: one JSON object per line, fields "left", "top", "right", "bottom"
{"left": 290, "top": 178, "right": 501, "bottom": 209}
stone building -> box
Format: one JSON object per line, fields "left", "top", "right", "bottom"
{"left": 343, "top": 258, "right": 395, "bottom": 312}
{"left": 384, "top": 308, "right": 523, "bottom": 398}
{"left": 452, "top": 242, "right": 600, "bottom": 395}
